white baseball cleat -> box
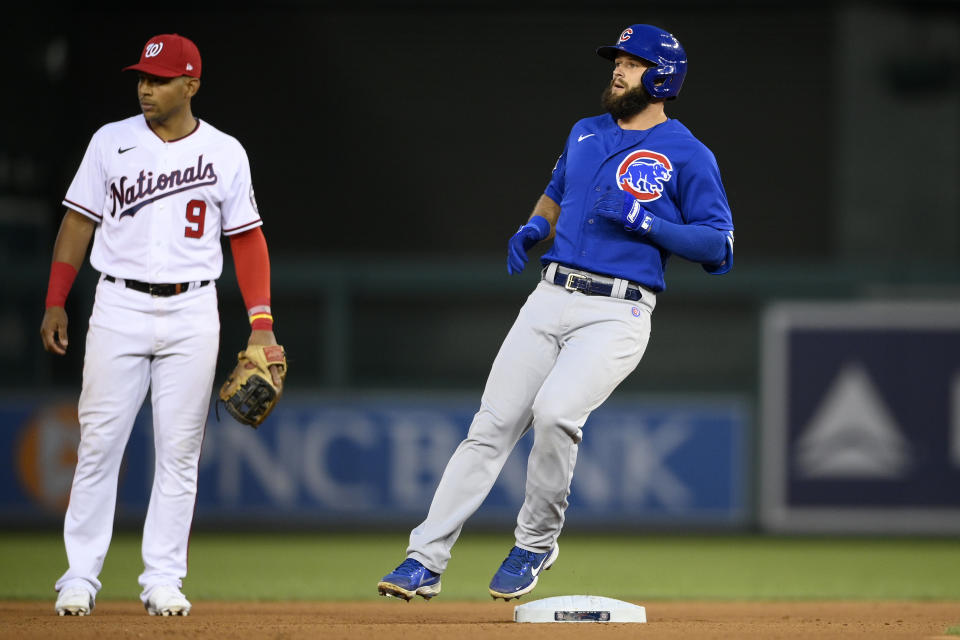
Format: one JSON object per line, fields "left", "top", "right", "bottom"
{"left": 55, "top": 587, "right": 94, "bottom": 616}
{"left": 144, "top": 585, "right": 192, "bottom": 616}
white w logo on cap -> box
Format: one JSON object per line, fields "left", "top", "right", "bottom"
{"left": 145, "top": 42, "right": 164, "bottom": 58}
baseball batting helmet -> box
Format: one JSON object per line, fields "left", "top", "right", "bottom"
{"left": 597, "top": 24, "right": 687, "bottom": 99}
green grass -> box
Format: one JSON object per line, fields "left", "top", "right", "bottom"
{"left": 3, "top": 531, "right": 959, "bottom": 602}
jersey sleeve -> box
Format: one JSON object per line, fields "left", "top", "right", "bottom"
{"left": 62, "top": 128, "right": 107, "bottom": 223}
{"left": 677, "top": 146, "right": 735, "bottom": 275}
{"left": 677, "top": 146, "right": 734, "bottom": 231}
{"left": 543, "top": 138, "right": 569, "bottom": 203}
{"left": 220, "top": 143, "right": 263, "bottom": 236}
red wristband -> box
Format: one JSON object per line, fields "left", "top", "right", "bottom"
{"left": 45, "top": 261, "right": 78, "bottom": 308}
{"left": 249, "top": 305, "right": 274, "bottom": 331}
{"left": 251, "top": 317, "right": 274, "bottom": 331}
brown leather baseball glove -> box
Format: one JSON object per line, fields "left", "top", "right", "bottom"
{"left": 218, "top": 344, "right": 287, "bottom": 428}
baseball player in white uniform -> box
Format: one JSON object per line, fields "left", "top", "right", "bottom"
{"left": 40, "top": 34, "right": 282, "bottom": 616}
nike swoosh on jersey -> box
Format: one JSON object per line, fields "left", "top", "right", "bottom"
{"left": 577, "top": 133, "right": 595, "bottom": 142}
{"left": 118, "top": 146, "right": 136, "bottom": 154}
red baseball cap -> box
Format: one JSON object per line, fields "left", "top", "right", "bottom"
{"left": 124, "top": 34, "right": 201, "bottom": 78}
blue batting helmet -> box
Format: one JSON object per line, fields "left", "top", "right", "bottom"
{"left": 597, "top": 24, "right": 687, "bottom": 99}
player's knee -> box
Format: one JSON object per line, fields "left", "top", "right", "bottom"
{"left": 76, "top": 432, "right": 121, "bottom": 462}
{"left": 530, "top": 401, "right": 582, "bottom": 443}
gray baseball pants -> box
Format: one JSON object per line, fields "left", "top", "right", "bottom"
{"left": 407, "top": 266, "right": 655, "bottom": 573}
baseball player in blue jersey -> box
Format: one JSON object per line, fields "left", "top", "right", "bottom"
{"left": 378, "top": 24, "right": 734, "bottom": 602}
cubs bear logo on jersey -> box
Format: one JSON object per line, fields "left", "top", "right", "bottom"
{"left": 616, "top": 150, "right": 672, "bottom": 202}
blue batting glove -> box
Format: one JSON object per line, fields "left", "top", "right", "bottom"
{"left": 592, "top": 190, "right": 655, "bottom": 235}
{"left": 507, "top": 215, "right": 551, "bottom": 274}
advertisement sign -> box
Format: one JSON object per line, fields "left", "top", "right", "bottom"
{"left": 2, "top": 393, "right": 748, "bottom": 528}
{"left": 761, "top": 301, "right": 960, "bottom": 533}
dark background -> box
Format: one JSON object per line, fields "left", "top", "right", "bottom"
{"left": 2, "top": 1, "right": 958, "bottom": 398}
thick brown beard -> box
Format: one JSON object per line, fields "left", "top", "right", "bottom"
{"left": 602, "top": 81, "right": 653, "bottom": 121}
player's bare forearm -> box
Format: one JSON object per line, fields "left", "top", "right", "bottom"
{"left": 52, "top": 210, "right": 96, "bottom": 269}
{"left": 247, "top": 329, "right": 278, "bottom": 347}
{"left": 40, "top": 210, "right": 95, "bottom": 356}
{"left": 530, "top": 195, "right": 560, "bottom": 241}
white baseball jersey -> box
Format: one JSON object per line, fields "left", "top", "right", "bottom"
{"left": 63, "top": 114, "right": 262, "bottom": 283}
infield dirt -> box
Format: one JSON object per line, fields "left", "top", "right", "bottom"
{"left": 3, "top": 600, "right": 958, "bottom": 639}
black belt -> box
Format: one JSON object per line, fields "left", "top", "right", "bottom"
{"left": 551, "top": 268, "right": 644, "bottom": 302}
{"left": 104, "top": 275, "right": 209, "bottom": 297}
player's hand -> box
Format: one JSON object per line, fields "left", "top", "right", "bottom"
{"left": 592, "top": 191, "right": 654, "bottom": 235}
{"left": 40, "top": 306, "right": 70, "bottom": 355}
{"left": 247, "top": 329, "right": 284, "bottom": 390}
{"left": 507, "top": 216, "right": 551, "bottom": 275}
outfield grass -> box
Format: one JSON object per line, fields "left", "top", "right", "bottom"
{"left": 3, "top": 531, "right": 959, "bottom": 602}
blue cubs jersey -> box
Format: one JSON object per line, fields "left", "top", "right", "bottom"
{"left": 542, "top": 115, "right": 734, "bottom": 292}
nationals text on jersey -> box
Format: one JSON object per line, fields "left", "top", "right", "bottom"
{"left": 110, "top": 154, "right": 217, "bottom": 218}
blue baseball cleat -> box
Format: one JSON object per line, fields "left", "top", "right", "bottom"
{"left": 378, "top": 558, "right": 442, "bottom": 601}
{"left": 488, "top": 544, "right": 559, "bottom": 600}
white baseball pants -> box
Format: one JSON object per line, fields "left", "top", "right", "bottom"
{"left": 55, "top": 277, "right": 219, "bottom": 602}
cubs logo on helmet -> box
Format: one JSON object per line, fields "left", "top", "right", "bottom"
{"left": 616, "top": 150, "right": 673, "bottom": 201}
{"left": 597, "top": 24, "right": 688, "bottom": 99}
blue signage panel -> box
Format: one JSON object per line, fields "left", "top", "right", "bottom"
{"left": 1, "top": 393, "right": 748, "bottom": 528}
{"left": 761, "top": 302, "right": 960, "bottom": 533}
